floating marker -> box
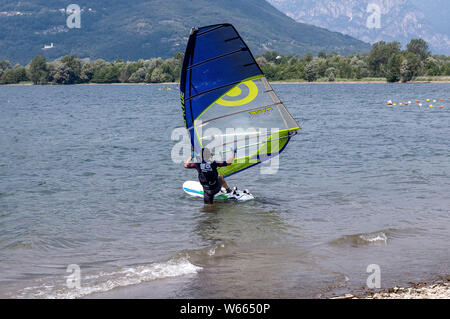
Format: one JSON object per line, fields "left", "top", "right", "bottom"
{"left": 440, "top": 105, "right": 444, "bottom": 109}
{"left": 416, "top": 100, "right": 420, "bottom": 103}
{"left": 419, "top": 103, "right": 423, "bottom": 106}
{"left": 426, "top": 99, "right": 430, "bottom": 102}
{"left": 405, "top": 102, "right": 409, "bottom": 106}
{"left": 429, "top": 105, "right": 433, "bottom": 108}
{"left": 440, "top": 99, "right": 444, "bottom": 102}
{"left": 399, "top": 102, "right": 403, "bottom": 105}
{"left": 394, "top": 103, "right": 397, "bottom": 106}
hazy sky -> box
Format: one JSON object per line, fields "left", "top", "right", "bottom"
{"left": 409, "top": 0, "right": 449, "bottom": 34}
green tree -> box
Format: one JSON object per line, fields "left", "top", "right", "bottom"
{"left": 386, "top": 54, "right": 402, "bottom": 82}
{"left": 325, "top": 67, "right": 337, "bottom": 82}
{"left": 400, "top": 60, "right": 411, "bottom": 83}
{"left": 150, "top": 65, "right": 172, "bottom": 83}
{"left": 60, "top": 55, "right": 82, "bottom": 84}
{"left": 0, "top": 60, "right": 10, "bottom": 78}
{"left": 367, "top": 41, "right": 401, "bottom": 77}
{"left": 406, "top": 39, "right": 430, "bottom": 61}
{"left": 128, "top": 67, "right": 147, "bottom": 83}
{"left": 260, "top": 63, "right": 279, "bottom": 81}
{"left": 50, "top": 62, "right": 71, "bottom": 84}
{"left": 0, "top": 69, "right": 17, "bottom": 84}
{"left": 29, "top": 56, "right": 48, "bottom": 84}
{"left": 13, "top": 65, "right": 28, "bottom": 82}
{"left": 119, "top": 62, "right": 142, "bottom": 83}
{"left": 305, "top": 62, "right": 317, "bottom": 82}
{"left": 80, "top": 62, "right": 95, "bottom": 83}
{"left": 143, "top": 58, "right": 163, "bottom": 82}
{"left": 92, "top": 59, "right": 109, "bottom": 73}
{"left": 403, "top": 52, "right": 422, "bottom": 81}
{"left": 172, "top": 52, "right": 184, "bottom": 81}
{"left": 0, "top": 60, "right": 10, "bottom": 72}
{"left": 424, "top": 57, "right": 440, "bottom": 76}
{"left": 91, "top": 63, "right": 121, "bottom": 83}
{"left": 441, "top": 63, "right": 450, "bottom": 76}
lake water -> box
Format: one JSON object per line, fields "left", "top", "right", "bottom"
{"left": 0, "top": 83, "right": 448, "bottom": 298}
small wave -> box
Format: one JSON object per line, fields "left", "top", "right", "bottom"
{"left": 16, "top": 257, "right": 202, "bottom": 299}
{"left": 330, "top": 231, "right": 388, "bottom": 247}
{"left": 178, "top": 241, "right": 237, "bottom": 263}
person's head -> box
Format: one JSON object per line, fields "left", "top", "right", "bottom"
{"left": 202, "top": 148, "right": 212, "bottom": 162}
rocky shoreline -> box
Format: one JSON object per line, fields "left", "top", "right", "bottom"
{"left": 332, "top": 277, "right": 450, "bottom": 299}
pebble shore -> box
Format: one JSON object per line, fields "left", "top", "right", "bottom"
{"left": 332, "top": 277, "right": 450, "bottom": 299}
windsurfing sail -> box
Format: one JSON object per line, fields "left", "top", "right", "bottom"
{"left": 180, "top": 23, "right": 300, "bottom": 177}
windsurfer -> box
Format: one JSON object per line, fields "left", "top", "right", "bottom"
{"left": 184, "top": 148, "right": 236, "bottom": 204}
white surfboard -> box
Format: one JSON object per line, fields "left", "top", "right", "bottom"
{"left": 183, "top": 181, "right": 254, "bottom": 201}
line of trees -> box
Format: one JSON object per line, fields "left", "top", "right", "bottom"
{"left": 258, "top": 39, "right": 450, "bottom": 82}
{"left": 0, "top": 53, "right": 184, "bottom": 85}
{"left": 1, "top": 39, "right": 449, "bottom": 85}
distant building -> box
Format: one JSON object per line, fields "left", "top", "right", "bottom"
{"left": 43, "top": 43, "right": 54, "bottom": 50}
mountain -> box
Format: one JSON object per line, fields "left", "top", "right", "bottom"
{"left": 268, "top": 0, "right": 450, "bottom": 55}
{"left": 0, "top": 0, "right": 371, "bottom": 65}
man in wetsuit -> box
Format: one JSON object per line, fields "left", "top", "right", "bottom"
{"left": 184, "top": 147, "right": 236, "bottom": 204}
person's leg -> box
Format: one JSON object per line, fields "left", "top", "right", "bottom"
{"left": 203, "top": 190, "right": 214, "bottom": 205}
{"left": 219, "top": 175, "right": 231, "bottom": 193}
{"left": 204, "top": 184, "right": 222, "bottom": 204}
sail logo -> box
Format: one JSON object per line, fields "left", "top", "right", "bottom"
{"left": 180, "top": 92, "right": 187, "bottom": 128}
{"left": 249, "top": 107, "right": 272, "bottom": 116}
{"left": 216, "top": 80, "right": 258, "bottom": 107}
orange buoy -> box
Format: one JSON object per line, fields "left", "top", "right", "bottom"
{"left": 405, "top": 103, "right": 409, "bottom": 106}
{"left": 440, "top": 105, "right": 444, "bottom": 109}
{"left": 440, "top": 99, "right": 444, "bottom": 102}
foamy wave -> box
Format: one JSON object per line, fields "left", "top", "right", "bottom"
{"left": 330, "top": 231, "right": 388, "bottom": 247}
{"left": 359, "top": 232, "right": 387, "bottom": 243}
{"left": 207, "top": 243, "right": 225, "bottom": 256}
{"left": 17, "top": 257, "right": 202, "bottom": 299}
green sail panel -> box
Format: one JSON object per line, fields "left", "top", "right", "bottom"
{"left": 194, "top": 76, "right": 300, "bottom": 177}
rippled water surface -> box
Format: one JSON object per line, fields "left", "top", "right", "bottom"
{"left": 0, "top": 83, "right": 449, "bottom": 298}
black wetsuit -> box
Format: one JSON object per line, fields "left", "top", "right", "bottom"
{"left": 185, "top": 161, "right": 230, "bottom": 204}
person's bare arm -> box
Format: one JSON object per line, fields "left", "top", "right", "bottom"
{"left": 184, "top": 154, "right": 193, "bottom": 168}
{"left": 226, "top": 148, "right": 237, "bottom": 165}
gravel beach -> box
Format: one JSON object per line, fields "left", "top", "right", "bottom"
{"left": 332, "top": 278, "right": 450, "bottom": 299}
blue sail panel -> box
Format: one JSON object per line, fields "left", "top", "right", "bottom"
{"left": 180, "top": 23, "right": 263, "bottom": 149}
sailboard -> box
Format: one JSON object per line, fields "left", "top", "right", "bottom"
{"left": 183, "top": 181, "right": 255, "bottom": 201}
{"left": 180, "top": 23, "right": 300, "bottom": 180}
